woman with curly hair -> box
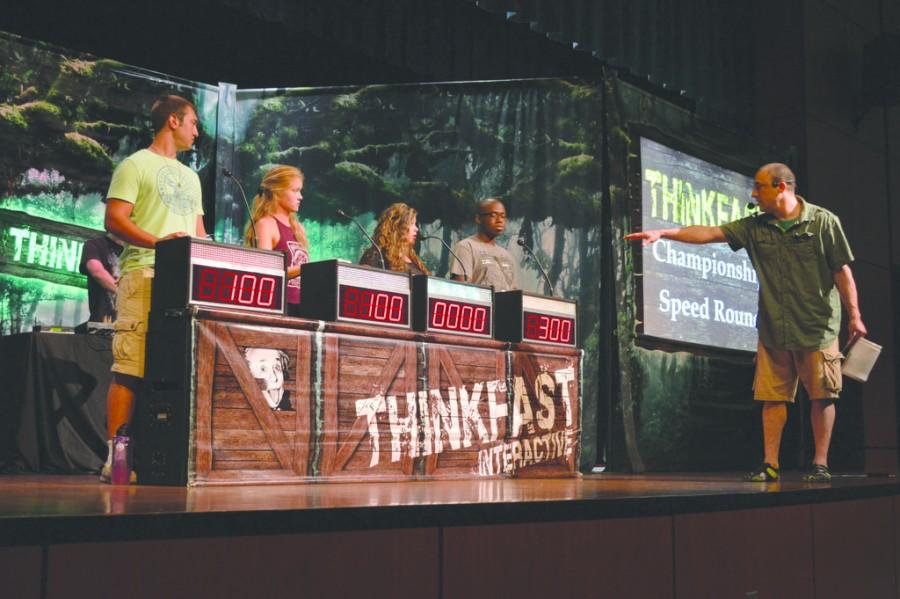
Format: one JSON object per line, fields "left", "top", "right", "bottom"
{"left": 359, "top": 202, "right": 430, "bottom": 275}
{"left": 244, "top": 165, "right": 310, "bottom": 314}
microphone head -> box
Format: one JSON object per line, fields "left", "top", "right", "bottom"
{"left": 222, "top": 167, "right": 233, "bottom": 178}
{"left": 747, "top": 202, "right": 757, "bottom": 209}
{"left": 516, "top": 238, "right": 526, "bottom": 247}
{"left": 336, "top": 208, "right": 348, "bottom": 218}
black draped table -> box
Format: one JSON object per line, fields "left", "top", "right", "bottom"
{"left": 0, "top": 332, "right": 109, "bottom": 473}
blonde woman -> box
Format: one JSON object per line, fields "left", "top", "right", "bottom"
{"left": 360, "top": 202, "right": 430, "bottom": 275}
{"left": 245, "top": 165, "right": 309, "bottom": 314}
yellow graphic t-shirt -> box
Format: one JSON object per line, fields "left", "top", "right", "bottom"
{"left": 106, "top": 149, "right": 204, "bottom": 274}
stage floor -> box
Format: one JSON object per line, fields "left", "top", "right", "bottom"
{"left": 2, "top": 472, "right": 897, "bottom": 546}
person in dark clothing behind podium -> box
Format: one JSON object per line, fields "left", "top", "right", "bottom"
{"left": 78, "top": 232, "right": 124, "bottom": 323}
{"left": 359, "top": 202, "right": 431, "bottom": 275}
{"left": 244, "top": 165, "right": 310, "bottom": 316}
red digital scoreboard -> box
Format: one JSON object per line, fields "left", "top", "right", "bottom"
{"left": 494, "top": 290, "right": 577, "bottom": 347}
{"left": 411, "top": 276, "right": 493, "bottom": 338}
{"left": 152, "top": 237, "right": 287, "bottom": 316}
{"left": 299, "top": 260, "right": 411, "bottom": 329}
{"left": 338, "top": 284, "right": 409, "bottom": 325}
{"left": 522, "top": 310, "right": 576, "bottom": 345}
{"left": 191, "top": 264, "right": 282, "bottom": 311}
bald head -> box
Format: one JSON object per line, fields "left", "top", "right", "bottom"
{"left": 758, "top": 163, "right": 797, "bottom": 190}
{"left": 475, "top": 198, "right": 507, "bottom": 242}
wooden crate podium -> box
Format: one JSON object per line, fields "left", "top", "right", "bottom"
{"left": 137, "top": 308, "right": 581, "bottom": 485}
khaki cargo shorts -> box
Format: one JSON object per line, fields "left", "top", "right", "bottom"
{"left": 111, "top": 268, "right": 154, "bottom": 378}
{"left": 753, "top": 339, "right": 843, "bottom": 402}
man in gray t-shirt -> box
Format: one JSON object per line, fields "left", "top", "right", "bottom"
{"left": 450, "top": 198, "right": 518, "bottom": 291}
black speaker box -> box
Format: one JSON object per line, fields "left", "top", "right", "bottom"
{"left": 133, "top": 311, "right": 193, "bottom": 485}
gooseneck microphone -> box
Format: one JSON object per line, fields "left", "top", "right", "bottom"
{"left": 517, "top": 238, "right": 553, "bottom": 296}
{"left": 420, "top": 235, "right": 468, "bottom": 282}
{"left": 337, "top": 208, "right": 386, "bottom": 269}
{"left": 223, "top": 167, "right": 256, "bottom": 248}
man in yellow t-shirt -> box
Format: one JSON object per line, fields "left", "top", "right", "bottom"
{"left": 100, "top": 94, "right": 206, "bottom": 482}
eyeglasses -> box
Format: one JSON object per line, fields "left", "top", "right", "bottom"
{"left": 479, "top": 211, "right": 507, "bottom": 219}
{"left": 752, "top": 180, "right": 794, "bottom": 191}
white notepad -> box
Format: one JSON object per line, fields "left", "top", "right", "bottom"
{"left": 842, "top": 337, "right": 882, "bottom": 383}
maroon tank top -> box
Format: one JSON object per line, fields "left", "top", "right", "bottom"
{"left": 273, "top": 218, "right": 309, "bottom": 306}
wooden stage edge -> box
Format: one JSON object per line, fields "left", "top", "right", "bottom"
{"left": 1, "top": 472, "right": 897, "bottom": 546}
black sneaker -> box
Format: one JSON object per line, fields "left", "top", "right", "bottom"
{"left": 803, "top": 464, "right": 831, "bottom": 482}
{"left": 744, "top": 463, "right": 779, "bottom": 482}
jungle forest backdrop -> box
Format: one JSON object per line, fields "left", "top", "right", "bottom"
{"left": 1, "top": 30, "right": 854, "bottom": 473}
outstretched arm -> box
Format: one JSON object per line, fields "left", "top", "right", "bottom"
{"left": 624, "top": 225, "right": 726, "bottom": 247}
{"left": 833, "top": 264, "right": 867, "bottom": 340}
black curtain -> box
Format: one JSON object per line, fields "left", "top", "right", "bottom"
{"left": 0, "top": 333, "right": 109, "bottom": 473}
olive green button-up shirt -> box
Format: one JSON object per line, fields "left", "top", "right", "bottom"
{"left": 720, "top": 197, "right": 853, "bottom": 351}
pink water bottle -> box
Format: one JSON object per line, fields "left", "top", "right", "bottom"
{"left": 110, "top": 424, "right": 132, "bottom": 485}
